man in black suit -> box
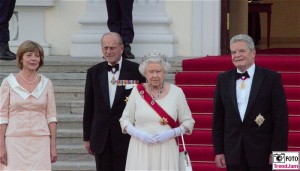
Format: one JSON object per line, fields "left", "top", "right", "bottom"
{"left": 212, "top": 34, "right": 288, "bottom": 171}
{"left": 83, "top": 32, "right": 145, "bottom": 171}
{"left": 105, "top": 0, "right": 135, "bottom": 59}
{"left": 0, "top": 0, "right": 16, "bottom": 60}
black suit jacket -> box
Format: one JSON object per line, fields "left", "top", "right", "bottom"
{"left": 83, "top": 59, "right": 145, "bottom": 154}
{"left": 212, "top": 65, "right": 288, "bottom": 167}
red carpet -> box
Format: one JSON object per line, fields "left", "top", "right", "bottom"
{"left": 176, "top": 55, "right": 300, "bottom": 171}
{"left": 256, "top": 48, "right": 300, "bottom": 55}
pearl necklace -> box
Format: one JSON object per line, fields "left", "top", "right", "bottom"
{"left": 20, "top": 71, "right": 38, "bottom": 84}
{"left": 149, "top": 83, "right": 164, "bottom": 105}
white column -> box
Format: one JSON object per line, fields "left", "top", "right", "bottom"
{"left": 9, "top": 0, "right": 54, "bottom": 55}
{"left": 192, "top": 0, "right": 221, "bottom": 56}
{"left": 70, "top": 0, "right": 177, "bottom": 58}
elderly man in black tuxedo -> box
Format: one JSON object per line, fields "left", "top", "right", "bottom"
{"left": 83, "top": 32, "right": 145, "bottom": 171}
{"left": 212, "top": 34, "right": 288, "bottom": 171}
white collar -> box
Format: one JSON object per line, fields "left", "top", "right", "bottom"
{"left": 237, "top": 64, "right": 255, "bottom": 79}
{"left": 107, "top": 57, "right": 123, "bottom": 71}
{"left": 6, "top": 73, "right": 49, "bottom": 100}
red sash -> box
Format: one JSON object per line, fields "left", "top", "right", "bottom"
{"left": 137, "top": 84, "right": 178, "bottom": 128}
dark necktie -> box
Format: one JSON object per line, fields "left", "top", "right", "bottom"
{"left": 107, "top": 64, "right": 119, "bottom": 74}
{"left": 236, "top": 71, "right": 250, "bottom": 80}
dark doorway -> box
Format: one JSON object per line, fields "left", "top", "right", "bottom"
{"left": 220, "top": 0, "right": 230, "bottom": 55}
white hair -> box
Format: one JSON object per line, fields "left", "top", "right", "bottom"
{"left": 139, "top": 58, "right": 171, "bottom": 77}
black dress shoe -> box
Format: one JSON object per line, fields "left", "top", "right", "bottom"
{"left": 122, "top": 43, "right": 135, "bottom": 59}
{"left": 0, "top": 42, "right": 16, "bottom": 61}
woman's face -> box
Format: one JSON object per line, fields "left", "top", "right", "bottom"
{"left": 21, "top": 51, "right": 41, "bottom": 71}
{"left": 145, "top": 63, "right": 164, "bottom": 87}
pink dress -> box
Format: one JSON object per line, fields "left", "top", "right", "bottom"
{"left": 0, "top": 74, "right": 57, "bottom": 171}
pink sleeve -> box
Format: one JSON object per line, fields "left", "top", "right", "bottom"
{"left": 46, "top": 80, "right": 57, "bottom": 124}
{"left": 0, "top": 79, "right": 10, "bottom": 124}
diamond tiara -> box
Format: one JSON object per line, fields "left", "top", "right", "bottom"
{"left": 142, "top": 51, "right": 167, "bottom": 62}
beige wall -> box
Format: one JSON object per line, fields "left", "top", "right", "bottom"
{"left": 260, "top": 0, "right": 300, "bottom": 43}
{"left": 45, "top": 0, "right": 86, "bottom": 56}
{"left": 41, "top": 0, "right": 300, "bottom": 56}
{"left": 165, "top": 1, "right": 192, "bottom": 56}
{"left": 44, "top": 1, "right": 193, "bottom": 56}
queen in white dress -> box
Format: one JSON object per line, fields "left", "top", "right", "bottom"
{"left": 120, "top": 52, "right": 195, "bottom": 170}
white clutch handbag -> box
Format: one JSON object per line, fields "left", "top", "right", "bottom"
{"left": 179, "top": 133, "right": 193, "bottom": 171}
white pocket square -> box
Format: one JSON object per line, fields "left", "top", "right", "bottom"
{"left": 125, "top": 84, "right": 136, "bottom": 89}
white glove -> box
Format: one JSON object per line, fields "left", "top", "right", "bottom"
{"left": 126, "top": 125, "right": 157, "bottom": 144}
{"left": 154, "top": 126, "right": 185, "bottom": 143}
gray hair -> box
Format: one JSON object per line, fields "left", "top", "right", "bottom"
{"left": 139, "top": 58, "right": 171, "bottom": 77}
{"left": 101, "top": 32, "right": 123, "bottom": 47}
{"left": 230, "top": 34, "right": 255, "bottom": 51}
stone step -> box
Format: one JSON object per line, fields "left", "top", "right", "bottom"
{"left": 57, "top": 129, "right": 83, "bottom": 145}
{"left": 0, "top": 56, "right": 182, "bottom": 74}
{"left": 0, "top": 56, "right": 182, "bottom": 84}
{"left": 45, "top": 73, "right": 87, "bottom": 86}
{"left": 57, "top": 145, "right": 94, "bottom": 162}
{"left": 0, "top": 73, "right": 87, "bottom": 86}
{"left": 0, "top": 73, "right": 175, "bottom": 86}
{"left": 57, "top": 114, "right": 83, "bottom": 130}
{"left": 56, "top": 100, "right": 84, "bottom": 114}
{"left": 0, "top": 62, "right": 181, "bottom": 74}
{"left": 54, "top": 86, "right": 85, "bottom": 101}
{"left": 0, "top": 56, "right": 102, "bottom": 74}
{"left": 52, "top": 161, "right": 96, "bottom": 171}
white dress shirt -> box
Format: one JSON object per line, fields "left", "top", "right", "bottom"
{"left": 236, "top": 64, "right": 255, "bottom": 121}
{"left": 108, "top": 57, "right": 123, "bottom": 108}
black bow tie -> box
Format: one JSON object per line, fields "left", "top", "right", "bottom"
{"left": 236, "top": 71, "right": 250, "bottom": 80}
{"left": 107, "top": 64, "right": 119, "bottom": 73}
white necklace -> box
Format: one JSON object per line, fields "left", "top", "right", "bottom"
{"left": 149, "top": 84, "right": 164, "bottom": 105}
{"left": 20, "top": 71, "right": 38, "bottom": 84}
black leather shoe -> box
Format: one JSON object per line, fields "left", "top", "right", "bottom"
{"left": 122, "top": 43, "right": 135, "bottom": 59}
{"left": 0, "top": 42, "right": 16, "bottom": 61}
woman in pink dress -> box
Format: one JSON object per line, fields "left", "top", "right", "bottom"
{"left": 0, "top": 40, "right": 57, "bottom": 170}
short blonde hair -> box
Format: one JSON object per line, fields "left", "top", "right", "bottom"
{"left": 16, "top": 40, "right": 44, "bottom": 70}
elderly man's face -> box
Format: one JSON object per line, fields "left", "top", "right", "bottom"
{"left": 101, "top": 35, "right": 123, "bottom": 65}
{"left": 230, "top": 41, "right": 255, "bottom": 72}
{"left": 145, "top": 63, "right": 164, "bottom": 87}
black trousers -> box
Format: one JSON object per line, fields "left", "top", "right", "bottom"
{"left": 94, "top": 133, "right": 127, "bottom": 171}
{"left": 227, "top": 148, "right": 272, "bottom": 171}
{"left": 105, "top": 0, "right": 134, "bottom": 43}
{"left": 0, "top": 0, "right": 16, "bottom": 42}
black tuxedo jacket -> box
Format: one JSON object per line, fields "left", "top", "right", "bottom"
{"left": 83, "top": 59, "right": 145, "bottom": 154}
{"left": 212, "top": 65, "right": 288, "bottom": 167}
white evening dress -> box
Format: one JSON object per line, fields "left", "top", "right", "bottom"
{"left": 120, "top": 84, "right": 195, "bottom": 171}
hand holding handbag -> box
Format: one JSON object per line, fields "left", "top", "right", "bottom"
{"left": 179, "top": 133, "right": 192, "bottom": 171}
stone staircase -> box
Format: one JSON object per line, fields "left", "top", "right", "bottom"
{"left": 0, "top": 56, "right": 184, "bottom": 171}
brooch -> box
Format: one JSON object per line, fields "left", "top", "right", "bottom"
{"left": 160, "top": 117, "right": 168, "bottom": 126}
{"left": 254, "top": 113, "right": 265, "bottom": 127}
{"left": 139, "top": 90, "right": 144, "bottom": 98}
